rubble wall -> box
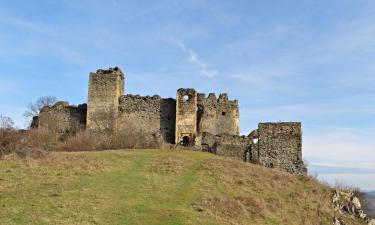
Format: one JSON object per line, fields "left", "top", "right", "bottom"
{"left": 38, "top": 101, "right": 87, "bottom": 133}
{"left": 201, "top": 132, "right": 252, "bottom": 161}
{"left": 256, "top": 122, "right": 305, "bottom": 174}
{"left": 118, "top": 95, "right": 176, "bottom": 143}
{"left": 197, "top": 93, "right": 239, "bottom": 136}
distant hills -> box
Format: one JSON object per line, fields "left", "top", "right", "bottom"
{"left": 364, "top": 191, "right": 375, "bottom": 217}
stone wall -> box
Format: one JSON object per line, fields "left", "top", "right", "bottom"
{"left": 197, "top": 93, "right": 239, "bottom": 136}
{"left": 160, "top": 98, "right": 176, "bottom": 143}
{"left": 118, "top": 94, "right": 176, "bottom": 142}
{"left": 201, "top": 132, "right": 252, "bottom": 161}
{"left": 175, "top": 88, "right": 197, "bottom": 145}
{"left": 254, "top": 122, "right": 305, "bottom": 174}
{"left": 86, "top": 67, "right": 124, "bottom": 133}
{"left": 38, "top": 101, "right": 87, "bottom": 133}
{"left": 200, "top": 122, "right": 306, "bottom": 174}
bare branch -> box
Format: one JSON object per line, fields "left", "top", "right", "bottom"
{"left": 0, "top": 115, "right": 14, "bottom": 130}
{"left": 24, "top": 96, "right": 57, "bottom": 118}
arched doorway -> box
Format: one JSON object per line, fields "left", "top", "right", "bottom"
{"left": 181, "top": 136, "right": 190, "bottom": 146}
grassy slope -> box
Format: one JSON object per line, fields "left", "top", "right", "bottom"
{"left": 0, "top": 150, "right": 366, "bottom": 225}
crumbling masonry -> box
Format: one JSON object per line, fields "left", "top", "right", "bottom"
{"left": 34, "top": 67, "right": 306, "bottom": 174}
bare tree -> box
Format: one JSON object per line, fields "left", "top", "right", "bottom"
{"left": 24, "top": 96, "right": 57, "bottom": 118}
{"left": 0, "top": 115, "right": 14, "bottom": 130}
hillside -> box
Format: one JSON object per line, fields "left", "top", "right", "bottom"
{"left": 0, "top": 150, "right": 368, "bottom": 225}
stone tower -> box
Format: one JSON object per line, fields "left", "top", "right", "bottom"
{"left": 197, "top": 93, "right": 240, "bottom": 136}
{"left": 86, "top": 67, "right": 124, "bottom": 133}
{"left": 175, "top": 88, "right": 197, "bottom": 145}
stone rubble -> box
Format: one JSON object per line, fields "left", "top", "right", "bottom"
{"left": 332, "top": 189, "right": 375, "bottom": 225}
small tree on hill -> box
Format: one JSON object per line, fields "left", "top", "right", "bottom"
{"left": 24, "top": 96, "right": 57, "bottom": 118}
{"left": 0, "top": 115, "right": 14, "bottom": 130}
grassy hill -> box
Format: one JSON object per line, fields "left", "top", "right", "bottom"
{"left": 0, "top": 150, "right": 368, "bottom": 225}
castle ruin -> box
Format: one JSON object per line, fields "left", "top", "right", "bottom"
{"left": 34, "top": 67, "right": 306, "bottom": 174}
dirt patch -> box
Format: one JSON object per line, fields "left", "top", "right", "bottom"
{"left": 146, "top": 156, "right": 192, "bottom": 175}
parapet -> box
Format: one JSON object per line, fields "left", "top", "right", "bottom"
{"left": 197, "top": 92, "right": 238, "bottom": 109}
{"left": 95, "top": 67, "right": 124, "bottom": 79}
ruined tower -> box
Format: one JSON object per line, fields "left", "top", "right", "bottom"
{"left": 86, "top": 67, "right": 124, "bottom": 133}
{"left": 197, "top": 93, "right": 240, "bottom": 136}
{"left": 175, "top": 88, "right": 197, "bottom": 145}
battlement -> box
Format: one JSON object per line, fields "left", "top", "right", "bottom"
{"left": 95, "top": 67, "right": 124, "bottom": 79}
{"left": 196, "top": 92, "right": 239, "bottom": 136}
{"left": 198, "top": 92, "right": 238, "bottom": 107}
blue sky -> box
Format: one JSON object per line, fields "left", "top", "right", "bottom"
{"left": 0, "top": 0, "right": 374, "bottom": 190}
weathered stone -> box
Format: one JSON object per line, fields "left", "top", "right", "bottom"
{"left": 37, "top": 66, "right": 307, "bottom": 175}
{"left": 38, "top": 101, "right": 86, "bottom": 133}
{"left": 352, "top": 197, "right": 361, "bottom": 210}
{"left": 201, "top": 132, "right": 252, "bottom": 161}
{"left": 175, "top": 88, "right": 197, "bottom": 145}
{"left": 118, "top": 95, "right": 176, "bottom": 143}
{"left": 252, "top": 122, "right": 305, "bottom": 174}
{"left": 197, "top": 92, "right": 239, "bottom": 136}
{"left": 358, "top": 210, "right": 367, "bottom": 219}
{"left": 334, "top": 218, "right": 346, "bottom": 225}
{"left": 86, "top": 67, "right": 124, "bottom": 133}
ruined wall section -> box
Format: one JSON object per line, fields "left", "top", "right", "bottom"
{"left": 197, "top": 93, "right": 239, "bottom": 136}
{"left": 201, "top": 132, "right": 252, "bottom": 161}
{"left": 255, "top": 122, "right": 305, "bottom": 174}
{"left": 160, "top": 98, "right": 176, "bottom": 143}
{"left": 86, "top": 67, "right": 124, "bottom": 133}
{"left": 118, "top": 95, "right": 176, "bottom": 142}
{"left": 38, "top": 101, "right": 87, "bottom": 133}
{"left": 175, "top": 88, "right": 197, "bottom": 145}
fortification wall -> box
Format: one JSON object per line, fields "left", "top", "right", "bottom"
{"left": 175, "top": 89, "right": 197, "bottom": 145}
{"left": 255, "top": 122, "right": 305, "bottom": 174}
{"left": 201, "top": 132, "right": 252, "bottom": 161}
{"left": 160, "top": 98, "right": 176, "bottom": 143}
{"left": 86, "top": 67, "right": 124, "bottom": 133}
{"left": 38, "top": 101, "right": 87, "bottom": 133}
{"left": 118, "top": 95, "right": 176, "bottom": 143}
{"left": 197, "top": 93, "right": 239, "bottom": 136}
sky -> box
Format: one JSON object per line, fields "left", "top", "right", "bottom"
{"left": 0, "top": 0, "right": 374, "bottom": 190}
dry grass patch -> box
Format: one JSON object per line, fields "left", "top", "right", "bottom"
{"left": 200, "top": 157, "right": 297, "bottom": 192}
{"left": 192, "top": 196, "right": 272, "bottom": 225}
{"left": 145, "top": 156, "right": 193, "bottom": 175}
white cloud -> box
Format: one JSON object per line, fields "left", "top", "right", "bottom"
{"left": 303, "top": 126, "right": 375, "bottom": 166}
{"left": 176, "top": 42, "right": 218, "bottom": 78}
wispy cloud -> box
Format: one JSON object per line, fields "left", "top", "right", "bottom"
{"left": 176, "top": 42, "right": 218, "bottom": 78}
{"left": 0, "top": 15, "right": 54, "bottom": 34}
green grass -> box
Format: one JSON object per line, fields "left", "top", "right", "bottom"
{"left": 0, "top": 150, "right": 367, "bottom": 225}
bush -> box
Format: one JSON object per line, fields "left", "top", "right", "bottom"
{"left": 1, "top": 124, "right": 165, "bottom": 158}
